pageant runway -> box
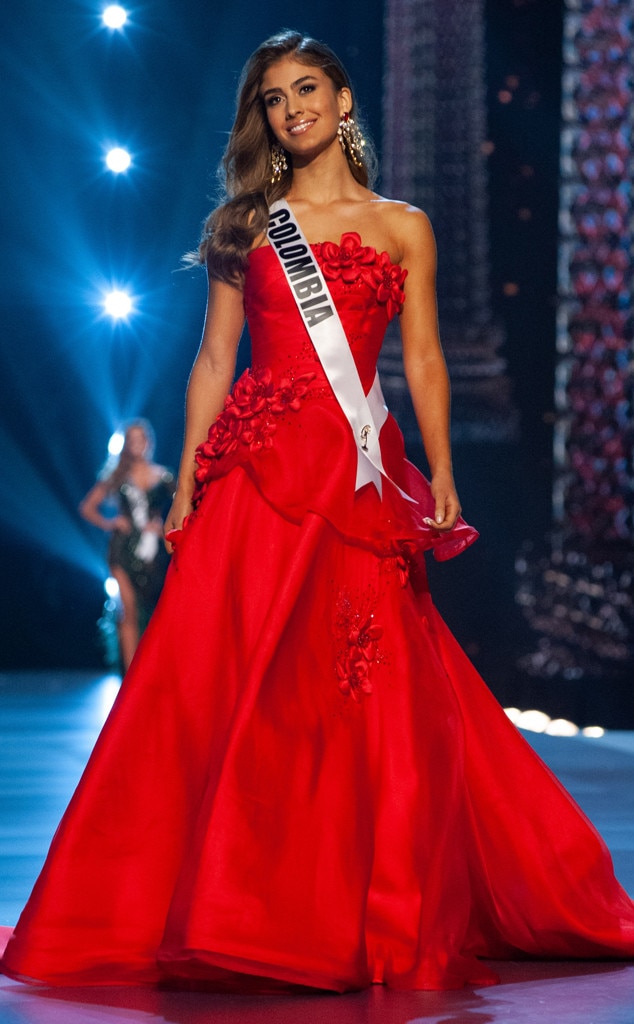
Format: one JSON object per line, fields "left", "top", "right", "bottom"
{"left": 1, "top": 670, "right": 633, "bottom": 1024}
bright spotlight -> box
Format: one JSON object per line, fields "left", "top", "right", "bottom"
{"left": 106, "top": 147, "right": 131, "bottom": 173}
{"left": 97, "top": 675, "right": 122, "bottom": 721}
{"left": 504, "top": 707, "right": 522, "bottom": 725}
{"left": 102, "top": 5, "right": 127, "bottom": 29}
{"left": 107, "top": 431, "right": 124, "bottom": 456}
{"left": 104, "top": 289, "right": 133, "bottom": 319}
{"left": 581, "top": 726, "right": 606, "bottom": 738}
{"left": 545, "top": 718, "right": 579, "bottom": 737}
{"left": 104, "top": 576, "right": 121, "bottom": 599}
{"left": 515, "top": 709, "right": 551, "bottom": 734}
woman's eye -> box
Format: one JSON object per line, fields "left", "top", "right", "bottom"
{"left": 265, "top": 95, "right": 281, "bottom": 107}
{"left": 299, "top": 84, "right": 315, "bottom": 94}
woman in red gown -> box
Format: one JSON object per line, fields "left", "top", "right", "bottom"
{"left": 2, "top": 30, "right": 634, "bottom": 992}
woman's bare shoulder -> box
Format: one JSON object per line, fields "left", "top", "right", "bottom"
{"left": 371, "top": 197, "right": 435, "bottom": 261}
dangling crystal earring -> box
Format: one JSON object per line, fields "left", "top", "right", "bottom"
{"left": 337, "top": 112, "right": 366, "bottom": 168}
{"left": 270, "top": 142, "right": 288, "bottom": 183}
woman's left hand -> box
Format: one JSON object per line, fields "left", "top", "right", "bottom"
{"left": 425, "top": 471, "right": 462, "bottom": 531}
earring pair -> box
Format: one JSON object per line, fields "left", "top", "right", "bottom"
{"left": 271, "top": 113, "right": 366, "bottom": 179}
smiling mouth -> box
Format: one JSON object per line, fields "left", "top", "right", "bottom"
{"left": 287, "top": 120, "right": 316, "bottom": 136}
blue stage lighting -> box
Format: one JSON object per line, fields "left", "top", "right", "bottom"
{"left": 107, "top": 431, "right": 125, "bottom": 456}
{"left": 97, "top": 675, "right": 123, "bottom": 719}
{"left": 102, "top": 5, "right": 128, "bottom": 29}
{"left": 106, "top": 147, "right": 131, "bottom": 173}
{"left": 0, "top": 424, "right": 107, "bottom": 579}
{"left": 104, "top": 289, "right": 133, "bottom": 319}
{"left": 104, "top": 576, "right": 121, "bottom": 599}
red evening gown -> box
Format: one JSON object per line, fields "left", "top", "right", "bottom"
{"left": 2, "top": 234, "right": 634, "bottom": 992}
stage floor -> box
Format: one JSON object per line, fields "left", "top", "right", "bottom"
{"left": 1, "top": 670, "right": 633, "bottom": 1024}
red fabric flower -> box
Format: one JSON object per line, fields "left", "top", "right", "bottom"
{"left": 348, "top": 617, "right": 383, "bottom": 663}
{"left": 241, "top": 416, "right": 277, "bottom": 453}
{"left": 337, "top": 656, "right": 373, "bottom": 701}
{"left": 335, "top": 595, "right": 383, "bottom": 702}
{"left": 267, "top": 373, "right": 315, "bottom": 414}
{"left": 391, "top": 539, "right": 419, "bottom": 587}
{"left": 224, "top": 366, "right": 275, "bottom": 420}
{"left": 191, "top": 366, "right": 316, "bottom": 508}
{"left": 321, "top": 232, "right": 377, "bottom": 284}
{"left": 370, "top": 252, "right": 408, "bottom": 318}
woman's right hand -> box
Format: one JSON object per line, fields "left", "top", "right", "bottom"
{"left": 110, "top": 515, "right": 132, "bottom": 534}
{"left": 164, "top": 491, "right": 193, "bottom": 551}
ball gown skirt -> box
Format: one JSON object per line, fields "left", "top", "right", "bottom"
{"left": 2, "top": 235, "right": 634, "bottom": 991}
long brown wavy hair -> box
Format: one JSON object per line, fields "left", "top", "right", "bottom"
{"left": 190, "top": 30, "right": 377, "bottom": 286}
{"left": 100, "top": 419, "right": 156, "bottom": 493}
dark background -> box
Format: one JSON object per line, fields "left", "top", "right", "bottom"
{"left": 2, "top": 2, "right": 594, "bottom": 719}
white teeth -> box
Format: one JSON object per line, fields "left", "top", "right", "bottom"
{"left": 288, "top": 121, "right": 314, "bottom": 135}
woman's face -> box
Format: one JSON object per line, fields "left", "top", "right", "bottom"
{"left": 124, "top": 426, "right": 149, "bottom": 459}
{"left": 260, "top": 57, "right": 350, "bottom": 165}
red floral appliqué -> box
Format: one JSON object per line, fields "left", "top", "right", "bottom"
{"left": 317, "top": 233, "right": 408, "bottom": 317}
{"left": 390, "top": 539, "right": 419, "bottom": 587}
{"left": 320, "top": 232, "right": 376, "bottom": 284}
{"left": 192, "top": 366, "right": 316, "bottom": 507}
{"left": 370, "top": 251, "right": 408, "bottom": 318}
{"left": 335, "top": 592, "right": 383, "bottom": 702}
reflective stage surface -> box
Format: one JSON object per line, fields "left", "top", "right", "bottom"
{"left": 1, "top": 671, "right": 633, "bottom": 1024}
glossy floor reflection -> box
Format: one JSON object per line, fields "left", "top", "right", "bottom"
{"left": 1, "top": 670, "right": 633, "bottom": 1024}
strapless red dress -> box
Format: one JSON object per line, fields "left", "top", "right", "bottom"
{"left": 2, "top": 235, "right": 634, "bottom": 992}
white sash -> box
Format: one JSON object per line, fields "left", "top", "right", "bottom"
{"left": 267, "top": 200, "right": 415, "bottom": 503}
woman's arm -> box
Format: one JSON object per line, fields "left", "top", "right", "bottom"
{"left": 79, "top": 481, "right": 130, "bottom": 534}
{"left": 165, "top": 275, "right": 246, "bottom": 539}
{"left": 395, "top": 206, "right": 461, "bottom": 530}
